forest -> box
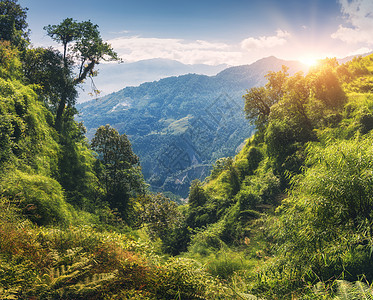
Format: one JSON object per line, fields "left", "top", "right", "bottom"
{"left": 1, "top": 0, "right": 373, "bottom": 299}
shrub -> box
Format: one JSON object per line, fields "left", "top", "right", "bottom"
{"left": 1, "top": 170, "right": 73, "bottom": 225}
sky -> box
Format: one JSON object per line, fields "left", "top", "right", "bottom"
{"left": 19, "top": 0, "right": 373, "bottom": 66}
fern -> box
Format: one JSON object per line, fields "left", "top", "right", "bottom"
{"left": 32, "top": 247, "right": 117, "bottom": 299}
{"left": 334, "top": 280, "right": 373, "bottom": 300}
{"left": 0, "top": 287, "right": 19, "bottom": 300}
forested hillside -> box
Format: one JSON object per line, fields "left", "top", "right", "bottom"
{"left": 0, "top": 1, "right": 241, "bottom": 298}
{"left": 77, "top": 56, "right": 308, "bottom": 197}
{"left": 2, "top": 0, "right": 373, "bottom": 299}
{"left": 164, "top": 53, "right": 373, "bottom": 299}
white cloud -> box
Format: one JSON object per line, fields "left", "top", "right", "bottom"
{"left": 108, "top": 36, "right": 243, "bottom": 65}
{"left": 107, "top": 29, "right": 291, "bottom": 66}
{"left": 240, "top": 30, "right": 290, "bottom": 50}
{"left": 332, "top": 0, "right": 373, "bottom": 44}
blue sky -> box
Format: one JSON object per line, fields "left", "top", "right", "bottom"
{"left": 20, "top": 0, "right": 373, "bottom": 65}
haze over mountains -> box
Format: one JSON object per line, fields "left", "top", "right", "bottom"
{"left": 77, "top": 56, "right": 309, "bottom": 197}
{"left": 79, "top": 58, "right": 228, "bottom": 103}
{"left": 79, "top": 52, "right": 373, "bottom": 103}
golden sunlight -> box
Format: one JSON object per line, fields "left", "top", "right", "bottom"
{"left": 299, "top": 55, "right": 319, "bottom": 67}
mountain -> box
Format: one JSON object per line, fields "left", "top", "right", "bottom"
{"left": 78, "top": 58, "right": 228, "bottom": 103}
{"left": 77, "top": 56, "right": 308, "bottom": 197}
{"left": 337, "top": 51, "right": 373, "bottom": 64}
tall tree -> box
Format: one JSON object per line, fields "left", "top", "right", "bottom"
{"left": 243, "top": 65, "right": 289, "bottom": 128}
{"left": 44, "top": 18, "right": 119, "bottom": 130}
{"left": 188, "top": 179, "right": 208, "bottom": 208}
{"left": 91, "top": 125, "right": 145, "bottom": 219}
{"left": 0, "top": 0, "right": 29, "bottom": 49}
{"left": 22, "top": 47, "right": 75, "bottom": 111}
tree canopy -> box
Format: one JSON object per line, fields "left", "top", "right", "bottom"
{"left": 243, "top": 65, "right": 289, "bottom": 128}
{"left": 91, "top": 125, "right": 145, "bottom": 221}
{"left": 43, "top": 18, "right": 119, "bottom": 130}
{"left": 0, "top": 0, "right": 29, "bottom": 49}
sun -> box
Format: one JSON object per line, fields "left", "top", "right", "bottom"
{"left": 299, "top": 56, "right": 319, "bottom": 67}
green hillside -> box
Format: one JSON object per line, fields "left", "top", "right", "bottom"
{"left": 0, "top": 2, "right": 239, "bottom": 298}
{"left": 168, "top": 54, "right": 373, "bottom": 299}
{"left": 2, "top": 1, "right": 373, "bottom": 299}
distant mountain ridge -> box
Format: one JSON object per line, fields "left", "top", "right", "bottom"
{"left": 79, "top": 58, "right": 228, "bottom": 102}
{"left": 337, "top": 51, "right": 373, "bottom": 64}
{"left": 77, "top": 56, "right": 308, "bottom": 197}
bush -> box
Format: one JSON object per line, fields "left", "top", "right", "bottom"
{"left": 246, "top": 146, "right": 263, "bottom": 172}
{"left": 188, "top": 221, "right": 226, "bottom": 256}
{"left": 1, "top": 170, "right": 73, "bottom": 225}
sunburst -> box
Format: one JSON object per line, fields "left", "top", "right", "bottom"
{"left": 299, "top": 55, "right": 319, "bottom": 67}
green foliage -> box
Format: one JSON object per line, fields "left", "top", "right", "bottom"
{"left": 0, "top": 213, "right": 236, "bottom": 299}
{"left": 188, "top": 221, "right": 227, "bottom": 255}
{"left": 44, "top": 18, "right": 118, "bottom": 68}
{"left": 153, "top": 257, "right": 230, "bottom": 299}
{"left": 205, "top": 251, "right": 251, "bottom": 281}
{"left": 265, "top": 116, "right": 310, "bottom": 181}
{"left": 208, "top": 157, "right": 232, "bottom": 181}
{"left": 254, "top": 135, "right": 373, "bottom": 297}
{"left": 42, "top": 18, "right": 118, "bottom": 131}
{"left": 22, "top": 47, "right": 70, "bottom": 109}
{"left": 2, "top": 12, "right": 373, "bottom": 299}
{"left": 0, "top": 9, "right": 244, "bottom": 300}
{"left": 91, "top": 125, "right": 145, "bottom": 221}
{"left": 0, "top": 27, "right": 115, "bottom": 228}
{"left": 333, "top": 280, "right": 373, "bottom": 300}
{"left": 359, "top": 112, "right": 373, "bottom": 134}
{"left": 57, "top": 119, "right": 100, "bottom": 210}
{"left": 138, "top": 193, "right": 191, "bottom": 255}
{"left": 0, "top": 40, "right": 21, "bottom": 79}
{"left": 0, "top": 68, "right": 59, "bottom": 171}
{"left": 244, "top": 65, "right": 289, "bottom": 127}
{"left": 245, "top": 146, "right": 263, "bottom": 172}
{"left": 1, "top": 169, "right": 73, "bottom": 225}
{"left": 0, "top": 0, "right": 29, "bottom": 49}
{"left": 188, "top": 179, "right": 208, "bottom": 207}
{"left": 140, "top": 193, "right": 183, "bottom": 240}
{"left": 299, "top": 136, "right": 373, "bottom": 223}
{"left": 175, "top": 54, "right": 373, "bottom": 299}
{"left": 309, "top": 60, "right": 347, "bottom": 109}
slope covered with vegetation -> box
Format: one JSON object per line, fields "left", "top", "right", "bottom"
{"left": 0, "top": 42, "right": 242, "bottom": 298}
{"left": 0, "top": 1, "right": 242, "bottom": 299}
{"left": 2, "top": 0, "right": 373, "bottom": 299}
{"left": 165, "top": 53, "right": 373, "bottom": 299}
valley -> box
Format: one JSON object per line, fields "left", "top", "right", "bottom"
{"left": 77, "top": 56, "right": 308, "bottom": 197}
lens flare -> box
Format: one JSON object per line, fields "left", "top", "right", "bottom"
{"left": 299, "top": 55, "right": 319, "bottom": 67}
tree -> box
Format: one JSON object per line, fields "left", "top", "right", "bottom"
{"left": 22, "top": 47, "right": 76, "bottom": 111}
{"left": 282, "top": 72, "right": 312, "bottom": 128}
{"left": 309, "top": 58, "right": 346, "bottom": 109}
{"left": 91, "top": 125, "right": 145, "bottom": 219}
{"left": 44, "top": 18, "right": 119, "bottom": 130}
{"left": 0, "top": 40, "right": 21, "bottom": 79}
{"left": 243, "top": 86, "right": 270, "bottom": 126}
{"left": 0, "top": 0, "right": 29, "bottom": 49}
{"left": 188, "top": 179, "right": 208, "bottom": 208}
{"left": 244, "top": 65, "right": 289, "bottom": 128}
{"left": 141, "top": 193, "right": 183, "bottom": 240}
